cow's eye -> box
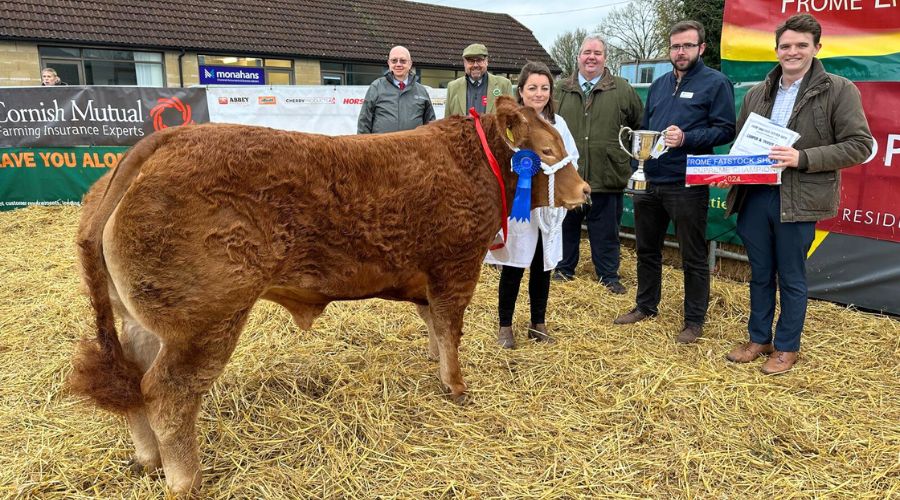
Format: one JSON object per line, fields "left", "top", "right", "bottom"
{"left": 542, "top": 148, "right": 553, "bottom": 156}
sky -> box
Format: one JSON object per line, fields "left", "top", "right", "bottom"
{"left": 407, "top": 0, "right": 633, "bottom": 51}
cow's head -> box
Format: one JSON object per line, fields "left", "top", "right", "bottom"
{"left": 495, "top": 96, "right": 590, "bottom": 210}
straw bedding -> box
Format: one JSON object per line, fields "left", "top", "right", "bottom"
{"left": 1, "top": 206, "right": 897, "bottom": 498}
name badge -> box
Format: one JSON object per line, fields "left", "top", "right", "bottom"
{"left": 680, "top": 91, "right": 694, "bottom": 99}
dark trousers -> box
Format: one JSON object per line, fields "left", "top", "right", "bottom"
{"left": 498, "top": 234, "right": 550, "bottom": 326}
{"left": 736, "top": 186, "right": 815, "bottom": 352}
{"left": 557, "top": 192, "right": 624, "bottom": 284}
{"left": 633, "top": 183, "right": 709, "bottom": 326}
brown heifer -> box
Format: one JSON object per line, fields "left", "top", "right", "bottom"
{"left": 71, "top": 96, "right": 589, "bottom": 494}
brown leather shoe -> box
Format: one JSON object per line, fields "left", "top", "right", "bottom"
{"left": 527, "top": 323, "right": 555, "bottom": 344}
{"left": 497, "top": 326, "right": 515, "bottom": 349}
{"left": 613, "top": 308, "right": 650, "bottom": 325}
{"left": 761, "top": 351, "right": 798, "bottom": 375}
{"left": 676, "top": 324, "right": 702, "bottom": 344}
{"left": 726, "top": 342, "right": 775, "bottom": 363}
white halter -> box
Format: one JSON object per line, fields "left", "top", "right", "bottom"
{"left": 509, "top": 146, "right": 574, "bottom": 235}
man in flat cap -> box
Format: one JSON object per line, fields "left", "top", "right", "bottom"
{"left": 445, "top": 43, "right": 513, "bottom": 116}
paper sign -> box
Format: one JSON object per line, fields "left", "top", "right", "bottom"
{"left": 730, "top": 112, "right": 800, "bottom": 156}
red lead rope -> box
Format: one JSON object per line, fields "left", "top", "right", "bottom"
{"left": 469, "top": 108, "right": 508, "bottom": 250}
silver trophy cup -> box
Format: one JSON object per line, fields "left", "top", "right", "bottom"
{"left": 619, "top": 127, "right": 667, "bottom": 195}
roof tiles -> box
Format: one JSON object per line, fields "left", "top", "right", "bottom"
{"left": 0, "top": 0, "right": 557, "bottom": 72}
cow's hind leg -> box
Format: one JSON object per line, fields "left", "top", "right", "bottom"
{"left": 426, "top": 279, "right": 476, "bottom": 404}
{"left": 142, "top": 309, "right": 249, "bottom": 495}
{"left": 120, "top": 314, "right": 162, "bottom": 474}
{"left": 415, "top": 304, "right": 440, "bottom": 361}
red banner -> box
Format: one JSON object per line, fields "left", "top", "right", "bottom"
{"left": 817, "top": 82, "right": 900, "bottom": 242}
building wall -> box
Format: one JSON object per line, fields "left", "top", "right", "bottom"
{"left": 1, "top": 40, "right": 391, "bottom": 88}
{"left": 295, "top": 59, "right": 320, "bottom": 85}
{"left": 620, "top": 61, "right": 670, "bottom": 84}
{"left": 163, "top": 51, "right": 201, "bottom": 87}
{"left": 0, "top": 41, "right": 41, "bottom": 86}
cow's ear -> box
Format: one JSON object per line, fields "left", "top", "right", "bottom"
{"left": 496, "top": 96, "right": 529, "bottom": 148}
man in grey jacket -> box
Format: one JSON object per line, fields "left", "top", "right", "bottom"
{"left": 722, "top": 14, "right": 872, "bottom": 375}
{"left": 357, "top": 46, "right": 435, "bottom": 134}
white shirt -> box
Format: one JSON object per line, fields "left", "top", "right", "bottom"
{"left": 485, "top": 114, "right": 580, "bottom": 271}
{"left": 771, "top": 76, "right": 802, "bottom": 127}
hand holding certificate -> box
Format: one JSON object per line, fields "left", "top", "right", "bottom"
{"left": 685, "top": 113, "right": 801, "bottom": 186}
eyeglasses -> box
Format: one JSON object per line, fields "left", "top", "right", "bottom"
{"left": 465, "top": 57, "right": 486, "bottom": 64}
{"left": 389, "top": 58, "right": 409, "bottom": 65}
{"left": 669, "top": 43, "right": 700, "bottom": 52}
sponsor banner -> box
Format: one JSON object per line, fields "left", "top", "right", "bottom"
{"left": 722, "top": 0, "right": 900, "bottom": 82}
{"left": 207, "top": 85, "right": 447, "bottom": 135}
{"left": 199, "top": 65, "right": 265, "bottom": 85}
{"left": 686, "top": 154, "right": 780, "bottom": 186}
{"left": 0, "top": 87, "right": 209, "bottom": 147}
{"left": 817, "top": 81, "right": 900, "bottom": 243}
{"left": 0, "top": 146, "right": 128, "bottom": 210}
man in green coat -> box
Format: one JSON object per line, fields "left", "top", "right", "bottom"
{"left": 445, "top": 44, "right": 513, "bottom": 117}
{"left": 553, "top": 34, "right": 643, "bottom": 294}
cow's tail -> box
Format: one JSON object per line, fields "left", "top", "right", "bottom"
{"left": 70, "top": 130, "right": 176, "bottom": 414}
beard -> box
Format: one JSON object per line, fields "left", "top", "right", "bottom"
{"left": 671, "top": 53, "right": 700, "bottom": 73}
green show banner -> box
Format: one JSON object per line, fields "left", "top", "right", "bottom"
{"left": 722, "top": 53, "right": 900, "bottom": 84}
{"left": 0, "top": 147, "right": 127, "bottom": 211}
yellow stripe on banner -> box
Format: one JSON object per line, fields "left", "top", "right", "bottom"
{"left": 722, "top": 24, "right": 900, "bottom": 61}
{"left": 808, "top": 229, "right": 829, "bottom": 258}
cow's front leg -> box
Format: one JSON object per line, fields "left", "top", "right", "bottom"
{"left": 426, "top": 284, "right": 474, "bottom": 404}
{"left": 415, "top": 304, "right": 440, "bottom": 361}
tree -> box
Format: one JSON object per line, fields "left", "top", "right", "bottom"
{"left": 549, "top": 28, "right": 588, "bottom": 78}
{"left": 653, "top": 0, "right": 686, "bottom": 48}
{"left": 597, "top": 0, "right": 667, "bottom": 72}
{"left": 683, "top": 0, "right": 725, "bottom": 70}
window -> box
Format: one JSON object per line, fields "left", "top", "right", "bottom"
{"left": 197, "top": 55, "right": 294, "bottom": 85}
{"left": 418, "top": 69, "right": 461, "bottom": 88}
{"left": 639, "top": 67, "right": 655, "bottom": 84}
{"left": 39, "top": 46, "right": 165, "bottom": 86}
{"left": 320, "top": 62, "right": 386, "bottom": 86}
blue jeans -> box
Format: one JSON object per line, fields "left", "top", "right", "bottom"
{"left": 557, "top": 192, "right": 624, "bottom": 284}
{"left": 633, "top": 183, "right": 709, "bottom": 326}
{"left": 736, "top": 186, "right": 815, "bottom": 352}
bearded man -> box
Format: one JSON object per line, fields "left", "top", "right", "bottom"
{"left": 613, "top": 20, "right": 735, "bottom": 345}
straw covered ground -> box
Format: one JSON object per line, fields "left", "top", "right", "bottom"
{"left": 1, "top": 206, "right": 898, "bottom": 498}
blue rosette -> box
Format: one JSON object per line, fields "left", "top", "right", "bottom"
{"left": 510, "top": 149, "right": 542, "bottom": 222}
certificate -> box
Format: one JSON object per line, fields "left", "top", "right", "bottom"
{"left": 730, "top": 112, "right": 800, "bottom": 155}
{"left": 686, "top": 154, "right": 781, "bottom": 186}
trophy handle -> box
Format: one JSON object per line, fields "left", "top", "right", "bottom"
{"left": 618, "top": 126, "right": 633, "bottom": 157}
{"left": 659, "top": 130, "right": 671, "bottom": 154}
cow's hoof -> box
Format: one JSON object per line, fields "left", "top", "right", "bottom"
{"left": 127, "top": 457, "right": 159, "bottom": 476}
{"left": 427, "top": 349, "right": 439, "bottom": 361}
{"left": 443, "top": 385, "right": 469, "bottom": 405}
{"left": 451, "top": 392, "right": 469, "bottom": 405}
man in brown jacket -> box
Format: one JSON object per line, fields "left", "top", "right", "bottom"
{"left": 723, "top": 13, "right": 872, "bottom": 374}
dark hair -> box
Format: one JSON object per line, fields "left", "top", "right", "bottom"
{"left": 515, "top": 61, "right": 556, "bottom": 123}
{"left": 669, "top": 20, "right": 705, "bottom": 45}
{"left": 776, "top": 13, "right": 822, "bottom": 46}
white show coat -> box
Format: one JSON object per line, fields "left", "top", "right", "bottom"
{"left": 484, "top": 114, "right": 580, "bottom": 271}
